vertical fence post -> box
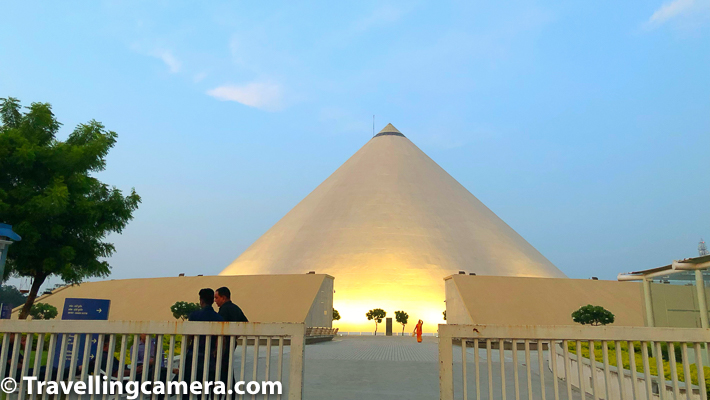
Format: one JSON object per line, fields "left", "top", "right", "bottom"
{"left": 538, "top": 340, "right": 547, "bottom": 400}
{"left": 526, "top": 340, "right": 534, "bottom": 400}
{"left": 288, "top": 325, "right": 306, "bottom": 400}
{"left": 680, "top": 344, "right": 691, "bottom": 400}
{"left": 513, "top": 340, "right": 521, "bottom": 400}
{"left": 589, "top": 341, "right": 599, "bottom": 400}
{"left": 501, "top": 339, "right": 508, "bottom": 400}
{"left": 694, "top": 343, "right": 708, "bottom": 400}
{"left": 576, "top": 340, "right": 585, "bottom": 400}
{"left": 669, "top": 343, "right": 681, "bottom": 400}
{"left": 462, "top": 339, "right": 468, "bottom": 400}
{"left": 474, "top": 339, "right": 481, "bottom": 400}
{"left": 438, "top": 325, "right": 454, "bottom": 400}
{"left": 655, "top": 342, "right": 667, "bottom": 400}
{"left": 550, "top": 340, "right": 560, "bottom": 400}
{"left": 488, "top": 340, "right": 494, "bottom": 400}
{"left": 628, "top": 341, "right": 640, "bottom": 400}
{"left": 641, "top": 342, "right": 653, "bottom": 400}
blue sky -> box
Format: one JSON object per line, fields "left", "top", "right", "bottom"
{"left": 1, "top": 0, "right": 709, "bottom": 289}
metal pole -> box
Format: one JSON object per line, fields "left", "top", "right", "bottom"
{"left": 694, "top": 269, "right": 710, "bottom": 364}
{"left": 0, "top": 240, "right": 9, "bottom": 280}
{"left": 642, "top": 277, "right": 658, "bottom": 359}
{"left": 695, "top": 269, "right": 709, "bottom": 328}
{"left": 642, "top": 278, "right": 655, "bottom": 327}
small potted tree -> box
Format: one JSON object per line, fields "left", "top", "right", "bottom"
{"left": 394, "top": 311, "right": 409, "bottom": 335}
{"left": 170, "top": 301, "right": 200, "bottom": 321}
{"left": 366, "top": 308, "right": 386, "bottom": 335}
{"left": 571, "top": 305, "right": 615, "bottom": 326}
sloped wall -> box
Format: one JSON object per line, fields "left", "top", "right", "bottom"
{"left": 445, "top": 275, "right": 645, "bottom": 326}
{"left": 15, "top": 274, "right": 333, "bottom": 327}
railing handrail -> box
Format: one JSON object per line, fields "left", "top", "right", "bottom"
{"left": 439, "top": 323, "right": 710, "bottom": 342}
{"left": 0, "top": 320, "right": 305, "bottom": 337}
{"left": 1, "top": 320, "right": 306, "bottom": 400}
{"left": 439, "top": 323, "right": 710, "bottom": 400}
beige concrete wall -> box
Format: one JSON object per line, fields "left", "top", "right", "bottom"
{"left": 648, "top": 282, "right": 710, "bottom": 328}
{"left": 445, "top": 275, "right": 645, "bottom": 326}
{"left": 444, "top": 278, "right": 473, "bottom": 325}
{"left": 14, "top": 274, "right": 334, "bottom": 327}
{"left": 304, "top": 276, "right": 334, "bottom": 328}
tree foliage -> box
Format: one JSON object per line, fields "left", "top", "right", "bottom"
{"left": 443, "top": 310, "right": 446, "bottom": 321}
{"left": 0, "top": 98, "right": 141, "bottom": 319}
{"left": 366, "top": 308, "right": 386, "bottom": 335}
{"left": 332, "top": 308, "right": 340, "bottom": 321}
{"left": 29, "top": 302, "right": 58, "bottom": 320}
{"left": 394, "top": 310, "right": 408, "bottom": 334}
{"left": 0, "top": 285, "right": 26, "bottom": 308}
{"left": 571, "top": 304, "right": 615, "bottom": 326}
{"left": 171, "top": 301, "right": 200, "bottom": 321}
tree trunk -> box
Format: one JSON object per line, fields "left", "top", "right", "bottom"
{"left": 402, "top": 325, "right": 405, "bottom": 334}
{"left": 374, "top": 322, "right": 377, "bottom": 336}
{"left": 18, "top": 273, "right": 47, "bottom": 319}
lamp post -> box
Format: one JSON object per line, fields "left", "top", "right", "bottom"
{"left": 0, "top": 223, "right": 22, "bottom": 280}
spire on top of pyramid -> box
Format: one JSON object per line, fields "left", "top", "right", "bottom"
{"left": 375, "top": 123, "right": 405, "bottom": 138}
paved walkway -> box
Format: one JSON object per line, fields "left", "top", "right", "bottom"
{"left": 305, "top": 336, "right": 440, "bottom": 399}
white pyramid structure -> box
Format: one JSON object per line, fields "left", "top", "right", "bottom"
{"left": 221, "top": 124, "right": 565, "bottom": 331}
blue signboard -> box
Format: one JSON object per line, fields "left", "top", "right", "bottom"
{"left": 0, "top": 303, "right": 11, "bottom": 319}
{"left": 62, "top": 298, "right": 111, "bottom": 320}
{"left": 54, "top": 298, "right": 111, "bottom": 367}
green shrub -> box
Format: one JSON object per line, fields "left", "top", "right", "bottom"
{"left": 170, "top": 301, "right": 200, "bottom": 320}
{"left": 29, "top": 303, "right": 58, "bottom": 320}
{"left": 571, "top": 305, "right": 615, "bottom": 326}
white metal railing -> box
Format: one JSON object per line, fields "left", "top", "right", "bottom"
{"left": 0, "top": 320, "right": 305, "bottom": 400}
{"left": 439, "top": 324, "right": 710, "bottom": 400}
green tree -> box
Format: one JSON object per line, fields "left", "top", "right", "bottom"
{"left": 571, "top": 304, "right": 615, "bottom": 326}
{"left": 394, "top": 310, "right": 408, "bottom": 334}
{"left": 0, "top": 98, "right": 141, "bottom": 319}
{"left": 171, "top": 301, "right": 200, "bottom": 321}
{"left": 29, "top": 302, "right": 58, "bottom": 320}
{"left": 333, "top": 308, "right": 341, "bottom": 321}
{"left": 0, "top": 284, "right": 26, "bottom": 308}
{"left": 366, "top": 308, "right": 386, "bottom": 335}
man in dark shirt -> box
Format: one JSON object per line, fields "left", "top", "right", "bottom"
{"left": 214, "top": 287, "right": 248, "bottom": 322}
{"left": 189, "top": 288, "right": 225, "bottom": 322}
{"left": 181, "top": 288, "right": 223, "bottom": 399}
{"left": 214, "top": 287, "right": 248, "bottom": 387}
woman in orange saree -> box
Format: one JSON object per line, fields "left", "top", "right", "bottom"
{"left": 412, "top": 319, "right": 423, "bottom": 343}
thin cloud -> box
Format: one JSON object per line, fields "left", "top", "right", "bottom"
{"left": 151, "top": 50, "right": 181, "bottom": 73}
{"left": 206, "top": 82, "right": 283, "bottom": 111}
{"left": 130, "top": 43, "right": 182, "bottom": 74}
{"left": 647, "top": 0, "right": 696, "bottom": 26}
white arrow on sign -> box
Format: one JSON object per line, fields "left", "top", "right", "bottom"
{"left": 96, "top": 308, "right": 102, "bottom": 313}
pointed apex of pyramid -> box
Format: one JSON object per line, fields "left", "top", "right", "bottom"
{"left": 375, "top": 123, "right": 405, "bottom": 137}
